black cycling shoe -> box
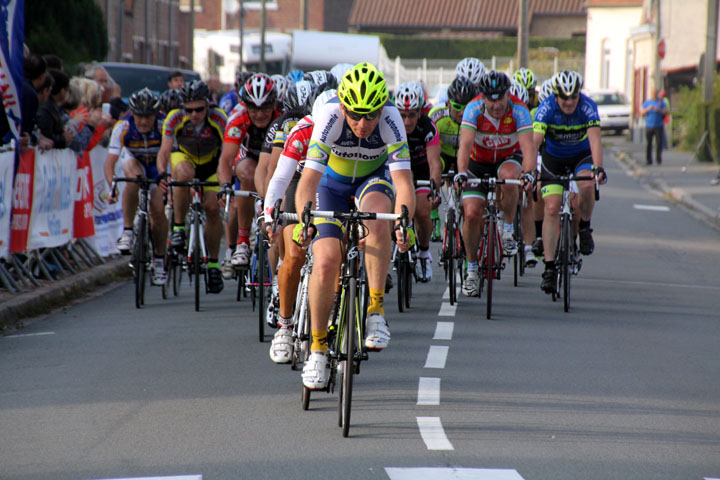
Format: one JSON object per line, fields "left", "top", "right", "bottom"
{"left": 207, "top": 267, "right": 224, "bottom": 294}
{"left": 541, "top": 268, "right": 556, "bottom": 294}
{"left": 385, "top": 273, "right": 393, "bottom": 293}
{"left": 170, "top": 229, "right": 186, "bottom": 252}
{"left": 531, "top": 237, "right": 544, "bottom": 257}
{"left": 578, "top": 228, "right": 594, "bottom": 255}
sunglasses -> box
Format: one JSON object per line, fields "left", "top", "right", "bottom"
{"left": 247, "top": 103, "right": 274, "bottom": 112}
{"left": 557, "top": 93, "right": 580, "bottom": 100}
{"left": 184, "top": 106, "right": 206, "bottom": 114}
{"left": 345, "top": 108, "right": 382, "bottom": 122}
{"left": 449, "top": 100, "right": 467, "bottom": 112}
{"left": 399, "top": 110, "right": 419, "bottom": 119}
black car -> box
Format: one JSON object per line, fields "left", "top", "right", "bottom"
{"left": 100, "top": 62, "right": 201, "bottom": 100}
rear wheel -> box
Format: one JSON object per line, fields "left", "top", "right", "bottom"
{"left": 257, "top": 237, "right": 267, "bottom": 342}
{"left": 134, "top": 216, "right": 147, "bottom": 309}
{"left": 340, "top": 277, "right": 357, "bottom": 437}
{"left": 485, "top": 216, "right": 495, "bottom": 320}
{"left": 561, "top": 214, "right": 572, "bottom": 312}
{"left": 396, "top": 255, "right": 406, "bottom": 312}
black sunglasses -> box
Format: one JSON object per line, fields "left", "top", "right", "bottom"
{"left": 557, "top": 93, "right": 580, "bottom": 100}
{"left": 247, "top": 103, "right": 274, "bottom": 112}
{"left": 184, "top": 106, "right": 206, "bottom": 114}
{"left": 399, "top": 110, "right": 420, "bottom": 119}
{"left": 345, "top": 108, "right": 382, "bottom": 122}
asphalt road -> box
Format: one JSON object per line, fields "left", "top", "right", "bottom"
{"left": 1, "top": 150, "right": 719, "bottom": 480}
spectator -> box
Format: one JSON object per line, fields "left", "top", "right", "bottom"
{"left": 84, "top": 62, "right": 115, "bottom": 103}
{"left": 659, "top": 89, "right": 670, "bottom": 149}
{"left": 207, "top": 75, "right": 222, "bottom": 106}
{"left": 20, "top": 54, "right": 47, "bottom": 144}
{"left": 65, "top": 78, "right": 115, "bottom": 152}
{"left": 37, "top": 69, "right": 74, "bottom": 149}
{"left": 42, "top": 54, "right": 63, "bottom": 71}
{"left": 109, "top": 96, "right": 129, "bottom": 121}
{"left": 168, "top": 70, "right": 185, "bottom": 90}
{"left": 640, "top": 87, "right": 667, "bottom": 165}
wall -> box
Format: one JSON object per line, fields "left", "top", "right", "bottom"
{"left": 530, "top": 15, "right": 586, "bottom": 38}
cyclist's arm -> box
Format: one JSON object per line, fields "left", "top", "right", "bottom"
{"left": 157, "top": 136, "right": 173, "bottom": 175}
{"left": 295, "top": 166, "right": 322, "bottom": 216}
{"left": 390, "top": 168, "right": 416, "bottom": 220}
{"left": 456, "top": 126, "right": 475, "bottom": 174}
{"left": 104, "top": 121, "right": 125, "bottom": 187}
{"left": 217, "top": 140, "right": 240, "bottom": 186}
{"left": 104, "top": 153, "right": 120, "bottom": 188}
{"left": 427, "top": 143, "right": 442, "bottom": 189}
{"left": 518, "top": 130, "right": 537, "bottom": 174}
{"left": 587, "top": 126, "right": 603, "bottom": 170}
{"left": 264, "top": 154, "right": 297, "bottom": 222}
{"left": 255, "top": 150, "right": 272, "bottom": 197}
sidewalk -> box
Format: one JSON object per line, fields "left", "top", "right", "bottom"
{"left": 610, "top": 137, "right": 720, "bottom": 230}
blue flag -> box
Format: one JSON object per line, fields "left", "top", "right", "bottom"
{"left": 0, "top": 0, "right": 25, "bottom": 142}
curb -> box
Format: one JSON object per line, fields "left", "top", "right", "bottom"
{"left": 0, "top": 257, "right": 132, "bottom": 333}
{"left": 613, "top": 148, "right": 720, "bottom": 230}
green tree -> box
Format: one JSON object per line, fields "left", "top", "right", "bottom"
{"left": 25, "top": 0, "right": 108, "bottom": 67}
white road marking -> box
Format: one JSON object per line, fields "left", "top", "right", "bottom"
{"left": 416, "top": 417, "right": 454, "bottom": 450}
{"left": 87, "top": 476, "right": 202, "bottom": 480}
{"left": 443, "top": 287, "right": 460, "bottom": 300}
{"left": 433, "top": 321, "right": 454, "bottom": 340}
{"left": 417, "top": 377, "right": 441, "bottom": 405}
{"left": 633, "top": 204, "right": 670, "bottom": 212}
{"left": 704, "top": 478, "right": 720, "bottom": 480}
{"left": 5, "top": 332, "right": 55, "bottom": 338}
{"left": 579, "top": 277, "right": 720, "bottom": 291}
{"left": 424, "top": 345, "right": 449, "bottom": 369}
{"left": 438, "top": 302, "right": 456, "bottom": 316}
{"left": 386, "top": 468, "right": 525, "bottom": 480}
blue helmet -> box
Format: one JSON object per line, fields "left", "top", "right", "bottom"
{"left": 286, "top": 69, "right": 304, "bottom": 84}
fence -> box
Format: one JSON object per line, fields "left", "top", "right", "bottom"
{"left": 0, "top": 141, "right": 124, "bottom": 294}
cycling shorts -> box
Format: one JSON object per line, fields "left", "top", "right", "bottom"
{"left": 315, "top": 165, "right": 395, "bottom": 241}
{"left": 540, "top": 149, "right": 592, "bottom": 198}
{"left": 412, "top": 162, "right": 431, "bottom": 195}
{"left": 171, "top": 151, "right": 221, "bottom": 192}
{"left": 462, "top": 153, "right": 522, "bottom": 201}
{"left": 283, "top": 172, "right": 301, "bottom": 226}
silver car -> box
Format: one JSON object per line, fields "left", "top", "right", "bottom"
{"left": 588, "top": 90, "right": 631, "bottom": 135}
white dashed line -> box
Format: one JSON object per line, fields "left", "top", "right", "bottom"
{"left": 87, "top": 476, "right": 202, "bottom": 480}
{"left": 433, "top": 321, "right": 454, "bottom": 340}
{"left": 438, "top": 302, "right": 456, "bottom": 316}
{"left": 417, "top": 377, "right": 441, "bottom": 405}
{"left": 424, "top": 345, "right": 449, "bottom": 369}
{"left": 633, "top": 204, "right": 670, "bottom": 212}
{"left": 416, "top": 417, "right": 454, "bottom": 450}
{"left": 386, "top": 468, "right": 526, "bottom": 479}
{"left": 5, "top": 332, "right": 55, "bottom": 338}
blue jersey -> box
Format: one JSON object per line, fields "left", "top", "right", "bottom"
{"left": 108, "top": 114, "right": 165, "bottom": 163}
{"left": 219, "top": 90, "right": 240, "bottom": 115}
{"left": 533, "top": 93, "right": 600, "bottom": 158}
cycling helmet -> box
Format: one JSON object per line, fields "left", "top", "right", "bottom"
{"left": 552, "top": 70, "right": 583, "bottom": 97}
{"left": 330, "top": 63, "right": 354, "bottom": 83}
{"left": 478, "top": 70, "right": 511, "bottom": 101}
{"left": 286, "top": 69, "right": 304, "bottom": 84}
{"left": 509, "top": 80, "right": 529, "bottom": 105}
{"left": 513, "top": 67, "right": 537, "bottom": 91}
{"left": 446, "top": 75, "right": 477, "bottom": 105}
{"left": 181, "top": 80, "right": 210, "bottom": 103}
{"left": 128, "top": 87, "right": 160, "bottom": 115}
{"left": 271, "top": 74, "right": 289, "bottom": 103}
{"left": 337, "top": 62, "right": 388, "bottom": 114}
{"left": 538, "top": 79, "right": 554, "bottom": 103}
{"left": 312, "top": 88, "right": 337, "bottom": 116}
{"left": 303, "top": 70, "right": 333, "bottom": 86}
{"left": 282, "top": 80, "right": 314, "bottom": 114}
{"left": 235, "top": 71, "right": 254, "bottom": 93}
{"left": 159, "top": 88, "right": 183, "bottom": 112}
{"left": 394, "top": 82, "right": 422, "bottom": 111}
{"left": 242, "top": 73, "right": 277, "bottom": 107}
{"left": 455, "top": 57, "right": 486, "bottom": 87}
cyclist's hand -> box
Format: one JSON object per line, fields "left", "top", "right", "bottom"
{"left": 292, "top": 222, "right": 316, "bottom": 248}
{"left": 594, "top": 166, "right": 608, "bottom": 185}
{"left": 158, "top": 172, "right": 170, "bottom": 194}
{"left": 453, "top": 172, "right": 468, "bottom": 190}
{"left": 521, "top": 171, "right": 535, "bottom": 192}
{"left": 254, "top": 198, "right": 264, "bottom": 218}
{"left": 264, "top": 222, "right": 283, "bottom": 245}
{"left": 217, "top": 183, "right": 233, "bottom": 208}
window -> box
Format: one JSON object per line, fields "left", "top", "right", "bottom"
{"left": 179, "top": 0, "right": 202, "bottom": 12}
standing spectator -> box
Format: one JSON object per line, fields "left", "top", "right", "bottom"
{"left": 20, "top": 54, "right": 47, "bottom": 144}
{"left": 37, "top": 69, "right": 74, "bottom": 149}
{"left": 167, "top": 70, "right": 185, "bottom": 90}
{"left": 659, "top": 89, "right": 670, "bottom": 149}
{"left": 640, "top": 88, "right": 667, "bottom": 165}
{"left": 84, "top": 62, "right": 115, "bottom": 103}
{"left": 42, "top": 54, "right": 63, "bottom": 71}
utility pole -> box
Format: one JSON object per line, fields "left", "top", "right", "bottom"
{"left": 117, "top": 0, "right": 124, "bottom": 61}
{"left": 703, "top": 0, "right": 719, "bottom": 103}
{"left": 144, "top": 0, "right": 151, "bottom": 64}
{"left": 517, "top": 0, "right": 529, "bottom": 68}
{"left": 239, "top": 0, "right": 244, "bottom": 72}
{"left": 260, "top": 0, "right": 266, "bottom": 72}
{"left": 189, "top": 0, "right": 195, "bottom": 69}
{"left": 301, "top": 0, "right": 308, "bottom": 30}
{"left": 654, "top": 0, "right": 662, "bottom": 89}
{"left": 169, "top": 0, "right": 174, "bottom": 67}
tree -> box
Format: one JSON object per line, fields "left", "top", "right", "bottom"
{"left": 25, "top": 0, "right": 108, "bottom": 67}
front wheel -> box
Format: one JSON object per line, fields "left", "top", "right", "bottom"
{"left": 485, "top": 216, "right": 496, "bottom": 320}
{"left": 339, "top": 277, "right": 357, "bottom": 437}
{"left": 396, "top": 256, "right": 406, "bottom": 313}
{"left": 561, "top": 214, "right": 572, "bottom": 312}
{"left": 134, "top": 216, "right": 147, "bottom": 309}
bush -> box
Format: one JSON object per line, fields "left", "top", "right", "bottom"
{"left": 673, "top": 73, "right": 720, "bottom": 161}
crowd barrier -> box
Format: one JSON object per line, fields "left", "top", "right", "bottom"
{"left": 0, "top": 142, "right": 125, "bottom": 294}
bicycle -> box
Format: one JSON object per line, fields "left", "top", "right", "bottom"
{"left": 538, "top": 172, "right": 599, "bottom": 312}
{"left": 112, "top": 175, "right": 161, "bottom": 309}
{"left": 513, "top": 186, "right": 528, "bottom": 287}
{"left": 466, "top": 176, "right": 523, "bottom": 320}
{"left": 298, "top": 201, "right": 408, "bottom": 437}
{"left": 439, "top": 172, "right": 465, "bottom": 306}
{"left": 168, "top": 179, "right": 219, "bottom": 312}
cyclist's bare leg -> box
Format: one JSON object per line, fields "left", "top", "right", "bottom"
{"left": 149, "top": 187, "right": 168, "bottom": 256}
{"left": 462, "top": 197, "right": 486, "bottom": 263}
{"left": 121, "top": 159, "right": 142, "bottom": 228}
{"left": 235, "top": 159, "right": 257, "bottom": 244}
{"left": 225, "top": 202, "right": 238, "bottom": 247}
{"left": 542, "top": 194, "right": 561, "bottom": 262}
{"left": 308, "top": 237, "right": 343, "bottom": 334}
{"left": 498, "top": 162, "right": 521, "bottom": 222}
{"left": 278, "top": 226, "right": 304, "bottom": 319}
{"left": 414, "top": 191, "right": 432, "bottom": 250}
{"left": 359, "top": 191, "right": 393, "bottom": 292}
{"left": 577, "top": 180, "right": 595, "bottom": 226}
{"left": 202, "top": 190, "right": 222, "bottom": 259}
{"left": 522, "top": 196, "right": 535, "bottom": 245}
{"left": 172, "top": 161, "right": 196, "bottom": 225}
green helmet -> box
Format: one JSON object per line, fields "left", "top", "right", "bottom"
{"left": 337, "top": 62, "right": 388, "bottom": 114}
{"left": 513, "top": 67, "right": 537, "bottom": 91}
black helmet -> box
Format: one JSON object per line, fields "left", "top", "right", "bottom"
{"left": 181, "top": 80, "right": 210, "bottom": 103}
{"left": 159, "top": 88, "right": 183, "bottom": 112}
{"left": 128, "top": 87, "right": 160, "bottom": 115}
{"left": 235, "top": 70, "right": 255, "bottom": 93}
{"left": 446, "top": 75, "right": 477, "bottom": 106}
{"left": 283, "top": 80, "right": 314, "bottom": 114}
{"left": 478, "top": 70, "right": 511, "bottom": 101}
{"left": 303, "top": 70, "right": 337, "bottom": 89}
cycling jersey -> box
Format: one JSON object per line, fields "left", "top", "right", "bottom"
{"left": 461, "top": 94, "right": 532, "bottom": 165}
{"left": 429, "top": 105, "right": 460, "bottom": 170}
{"left": 163, "top": 107, "right": 227, "bottom": 164}
{"left": 219, "top": 90, "right": 240, "bottom": 114}
{"left": 533, "top": 93, "right": 600, "bottom": 158}
{"left": 108, "top": 114, "right": 165, "bottom": 163}
{"left": 407, "top": 114, "right": 439, "bottom": 168}
{"left": 260, "top": 110, "right": 304, "bottom": 154}
{"left": 305, "top": 96, "right": 411, "bottom": 184}
{"left": 224, "top": 102, "right": 280, "bottom": 162}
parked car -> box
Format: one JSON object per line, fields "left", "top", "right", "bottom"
{"left": 100, "top": 62, "right": 201, "bottom": 100}
{"left": 587, "top": 89, "right": 631, "bottom": 135}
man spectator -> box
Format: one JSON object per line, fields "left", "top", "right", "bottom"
{"left": 42, "top": 54, "right": 63, "bottom": 71}
{"left": 640, "top": 88, "right": 667, "bottom": 165}
{"left": 167, "top": 70, "right": 185, "bottom": 90}
{"left": 37, "top": 69, "right": 74, "bottom": 149}
{"left": 84, "top": 63, "right": 115, "bottom": 103}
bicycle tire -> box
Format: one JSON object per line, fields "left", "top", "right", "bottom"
{"left": 134, "top": 216, "right": 146, "bottom": 309}
{"left": 513, "top": 204, "right": 522, "bottom": 286}
{"left": 172, "top": 254, "right": 181, "bottom": 296}
{"left": 236, "top": 267, "right": 244, "bottom": 302}
{"left": 404, "top": 254, "right": 413, "bottom": 309}
{"left": 257, "top": 236, "right": 266, "bottom": 342}
{"left": 486, "top": 216, "right": 495, "bottom": 319}
{"left": 562, "top": 214, "right": 572, "bottom": 312}
{"left": 161, "top": 253, "right": 169, "bottom": 300}
{"left": 340, "top": 277, "right": 357, "bottom": 437}
{"left": 445, "top": 211, "right": 456, "bottom": 305}
{"left": 396, "top": 256, "right": 405, "bottom": 313}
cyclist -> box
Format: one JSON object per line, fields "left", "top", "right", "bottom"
{"left": 454, "top": 70, "right": 536, "bottom": 297}
{"left": 219, "top": 71, "right": 254, "bottom": 114}
{"left": 270, "top": 74, "right": 289, "bottom": 104}
{"left": 532, "top": 70, "right": 606, "bottom": 294}
{"left": 286, "top": 69, "right": 304, "bottom": 85}
{"left": 456, "top": 57, "right": 486, "bottom": 91}
{"left": 158, "top": 88, "right": 183, "bottom": 116}
{"left": 105, "top": 88, "right": 168, "bottom": 284}
{"left": 513, "top": 68, "right": 538, "bottom": 110}
{"left": 294, "top": 63, "right": 415, "bottom": 390}
{"left": 157, "top": 80, "right": 228, "bottom": 293}
{"left": 394, "top": 82, "right": 442, "bottom": 282}
{"left": 217, "top": 74, "right": 280, "bottom": 270}
{"left": 429, "top": 75, "right": 477, "bottom": 240}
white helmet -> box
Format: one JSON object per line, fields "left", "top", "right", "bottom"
{"left": 330, "top": 63, "right": 354, "bottom": 83}
{"left": 312, "top": 89, "right": 337, "bottom": 116}
{"left": 271, "top": 74, "right": 289, "bottom": 103}
{"left": 455, "top": 57, "right": 486, "bottom": 87}
{"left": 552, "top": 70, "right": 583, "bottom": 97}
{"left": 538, "top": 79, "right": 554, "bottom": 103}
{"left": 394, "top": 82, "right": 422, "bottom": 111}
{"left": 509, "top": 80, "right": 529, "bottom": 105}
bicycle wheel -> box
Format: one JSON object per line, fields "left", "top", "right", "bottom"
{"left": 396, "top": 255, "right": 406, "bottom": 313}
{"left": 192, "top": 216, "right": 202, "bottom": 312}
{"left": 339, "top": 277, "right": 357, "bottom": 437}
{"left": 513, "top": 204, "right": 523, "bottom": 286}
{"left": 134, "top": 216, "right": 147, "bottom": 309}
{"left": 561, "top": 214, "right": 572, "bottom": 312}
{"left": 444, "top": 211, "right": 457, "bottom": 305}
{"left": 485, "top": 216, "right": 495, "bottom": 320}
{"left": 172, "top": 253, "right": 181, "bottom": 296}
{"left": 257, "top": 237, "right": 266, "bottom": 342}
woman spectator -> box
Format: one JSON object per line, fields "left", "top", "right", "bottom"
{"left": 65, "top": 77, "right": 114, "bottom": 152}
{"left": 36, "top": 69, "right": 73, "bottom": 149}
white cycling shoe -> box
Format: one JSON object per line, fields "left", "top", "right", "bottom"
{"left": 365, "top": 313, "right": 390, "bottom": 351}
{"left": 269, "top": 326, "right": 294, "bottom": 364}
{"left": 302, "top": 352, "right": 330, "bottom": 390}
{"left": 231, "top": 243, "right": 250, "bottom": 266}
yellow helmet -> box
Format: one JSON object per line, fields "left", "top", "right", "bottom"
{"left": 337, "top": 62, "right": 388, "bottom": 114}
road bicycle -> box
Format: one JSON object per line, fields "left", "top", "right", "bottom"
{"left": 513, "top": 187, "right": 529, "bottom": 287}
{"left": 439, "top": 172, "right": 465, "bottom": 306}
